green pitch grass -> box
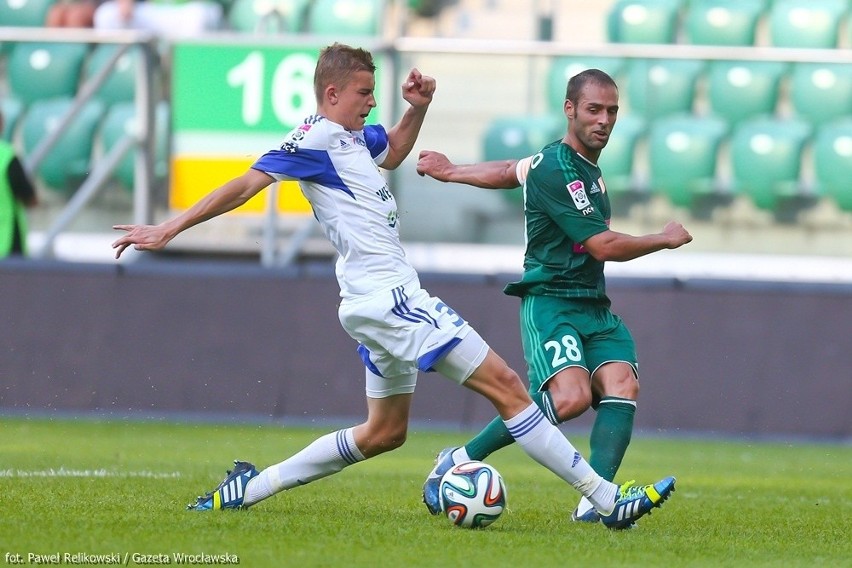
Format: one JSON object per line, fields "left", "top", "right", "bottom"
{"left": 1, "top": 417, "right": 849, "bottom": 567}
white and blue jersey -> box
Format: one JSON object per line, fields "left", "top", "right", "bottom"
{"left": 252, "top": 115, "right": 417, "bottom": 299}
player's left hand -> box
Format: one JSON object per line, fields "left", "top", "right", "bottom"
{"left": 401, "top": 68, "right": 435, "bottom": 109}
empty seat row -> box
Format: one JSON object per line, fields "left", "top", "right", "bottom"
{"left": 481, "top": 113, "right": 852, "bottom": 214}
{"left": 608, "top": 0, "right": 852, "bottom": 49}
{"left": 0, "top": 0, "right": 383, "bottom": 36}
{"left": 548, "top": 56, "right": 852, "bottom": 126}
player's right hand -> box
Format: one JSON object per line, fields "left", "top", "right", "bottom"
{"left": 111, "top": 224, "right": 171, "bottom": 259}
{"left": 416, "top": 150, "right": 453, "bottom": 181}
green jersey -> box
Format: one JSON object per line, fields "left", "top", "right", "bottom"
{"left": 504, "top": 141, "right": 611, "bottom": 300}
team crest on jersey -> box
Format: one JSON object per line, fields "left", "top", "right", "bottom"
{"left": 566, "top": 180, "right": 591, "bottom": 209}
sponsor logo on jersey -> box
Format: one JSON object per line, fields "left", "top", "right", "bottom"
{"left": 340, "top": 139, "right": 349, "bottom": 148}
{"left": 354, "top": 135, "right": 367, "bottom": 147}
{"left": 589, "top": 181, "right": 601, "bottom": 194}
{"left": 566, "top": 180, "right": 591, "bottom": 209}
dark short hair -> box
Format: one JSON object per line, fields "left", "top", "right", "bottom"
{"left": 314, "top": 43, "right": 376, "bottom": 102}
{"left": 565, "top": 68, "right": 618, "bottom": 103}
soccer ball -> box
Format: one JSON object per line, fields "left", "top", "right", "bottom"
{"left": 439, "top": 461, "right": 507, "bottom": 528}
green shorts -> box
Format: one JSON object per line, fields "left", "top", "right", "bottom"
{"left": 519, "top": 294, "right": 638, "bottom": 392}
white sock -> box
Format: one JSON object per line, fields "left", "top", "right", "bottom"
{"left": 450, "top": 447, "right": 471, "bottom": 464}
{"left": 243, "top": 428, "right": 365, "bottom": 507}
{"left": 505, "top": 403, "right": 618, "bottom": 514}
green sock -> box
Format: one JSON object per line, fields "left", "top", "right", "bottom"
{"left": 465, "top": 391, "right": 558, "bottom": 461}
{"left": 589, "top": 396, "right": 636, "bottom": 481}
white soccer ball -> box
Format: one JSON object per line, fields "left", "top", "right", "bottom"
{"left": 439, "top": 460, "right": 507, "bottom": 528}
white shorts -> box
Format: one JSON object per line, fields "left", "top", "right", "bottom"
{"left": 338, "top": 277, "right": 490, "bottom": 398}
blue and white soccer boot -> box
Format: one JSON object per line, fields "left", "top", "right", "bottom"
{"left": 599, "top": 476, "right": 676, "bottom": 530}
{"left": 571, "top": 501, "right": 602, "bottom": 524}
{"left": 187, "top": 460, "right": 259, "bottom": 511}
{"left": 422, "top": 447, "right": 457, "bottom": 515}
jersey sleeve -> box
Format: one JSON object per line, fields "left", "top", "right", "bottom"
{"left": 363, "top": 124, "right": 390, "bottom": 165}
{"left": 514, "top": 155, "right": 534, "bottom": 186}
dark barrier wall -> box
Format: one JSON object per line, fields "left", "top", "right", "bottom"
{"left": 1, "top": 259, "right": 850, "bottom": 439}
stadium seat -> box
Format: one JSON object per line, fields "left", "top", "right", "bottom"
{"left": 768, "top": 0, "right": 847, "bottom": 49}
{"left": 228, "top": 0, "right": 309, "bottom": 32}
{"left": 813, "top": 118, "right": 852, "bottom": 212}
{"left": 647, "top": 114, "right": 728, "bottom": 208}
{"left": 597, "top": 114, "right": 646, "bottom": 197}
{"left": 7, "top": 42, "right": 89, "bottom": 105}
{"left": 684, "top": 0, "right": 764, "bottom": 46}
{"left": 1, "top": 98, "right": 24, "bottom": 142}
{"left": 606, "top": 0, "right": 682, "bottom": 44}
{"left": 99, "top": 101, "right": 170, "bottom": 190}
{"left": 0, "top": 0, "right": 55, "bottom": 26}
{"left": 626, "top": 58, "right": 705, "bottom": 120}
{"left": 482, "top": 114, "right": 564, "bottom": 203}
{"left": 306, "top": 0, "right": 381, "bottom": 36}
{"left": 85, "top": 43, "right": 144, "bottom": 106}
{"left": 706, "top": 60, "right": 788, "bottom": 124}
{"left": 21, "top": 98, "right": 105, "bottom": 193}
{"left": 729, "top": 117, "right": 812, "bottom": 211}
{"left": 547, "top": 56, "right": 627, "bottom": 114}
{"left": 789, "top": 63, "right": 852, "bottom": 127}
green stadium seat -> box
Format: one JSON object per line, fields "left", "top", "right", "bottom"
{"left": 85, "top": 44, "right": 144, "bottom": 106}
{"left": 7, "top": 42, "right": 89, "bottom": 105}
{"left": 684, "top": 0, "right": 764, "bottom": 46}
{"left": 706, "top": 60, "right": 788, "bottom": 124}
{"left": 626, "top": 58, "right": 705, "bottom": 120}
{"left": 813, "top": 118, "right": 852, "bottom": 212}
{"left": 729, "top": 117, "right": 812, "bottom": 211}
{"left": 227, "top": 0, "right": 309, "bottom": 32}
{"left": 99, "top": 101, "right": 170, "bottom": 191}
{"left": 482, "top": 114, "right": 564, "bottom": 203}
{"left": 648, "top": 114, "right": 728, "bottom": 208}
{"left": 789, "top": 63, "right": 852, "bottom": 127}
{"left": 306, "top": 0, "right": 381, "bottom": 36}
{"left": 21, "top": 98, "right": 105, "bottom": 193}
{"left": 597, "top": 114, "right": 645, "bottom": 197}
{"left": 607, "top": 0, "right": 682, "bottom": 44}
{"left": 547, "top": 56, "right": 627, "bottom": 114}
{"left": 1, "top": 98, "right": 24, "bottom": 142}
{"left": 768, "top": 0, "right": 847, "bottom": 49}
{"left": 0, "top": 0, "right": 55, "bottom": 26}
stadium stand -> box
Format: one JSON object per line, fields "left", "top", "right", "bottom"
{"left": 789, "top": 62, "right": 852, "bottom": 127}
{"left": 227, "top": 0, "right": 310, "bottom": 33}
{"left": 813, "top": 118, "right": 852, "bottom": 212}
{"left": 625, "top": 58, "right": 705, "bottom": 120}
{"left": 21, "top": 97, "right": 105, "bottom": 193}
{"left": 0, "top": 0, "right": 54, "bottom": 26}
{"left": 306, "top": 0, "right": 382, "bottom": 36}
{"left": 647, "top": 113, "right": 728, "bottom": 209}
{"left": 729, "top": 116, "right": 812, "bottom": 212}
{"left": 597, "top": 113, "right": 646, "bottom": 210}
{"left": 99, "top": 100, "right": 170, "bottom": 191}
{"left": 706, "top": 59, "right": 788, "bottom": 124}
{"left": 85, "top": 43, "right": 144, "bottom": 107}
{"left": 7, "top": 42, "right": 90, "bottom": 105}
{"left": 768, "top": 0, "right": 848, "bottom": 49}
{"left": 606, "top": 0, "right": 682, "bottom": 44}
{"left": 683, "top": 0, "right": 764, "bottom": 46}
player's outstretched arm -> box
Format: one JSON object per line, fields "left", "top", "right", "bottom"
{"left": 383, "top": 68, "right": 436, "bottom": 170}
{"left": 112, "top": 168, "right": 274, "bottom": 259}
{"left": 582, "top": 221, "right": 693, "bottom": 263}
{"left": 416, "top": 150, "right": 521, "bottom": 190}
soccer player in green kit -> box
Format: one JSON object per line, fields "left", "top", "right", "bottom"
{"left": 417, "top": 68, "right": 693, "bottom": 526}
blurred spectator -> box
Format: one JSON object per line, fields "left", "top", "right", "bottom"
{"left": 94, "top": 0, "right": 223, "bottom": 37}
{"left": 46, "top": 0, "right": 104, "bottom": 28}
{"left": 0, "top": 111, "right": 38, "bottom": 258}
